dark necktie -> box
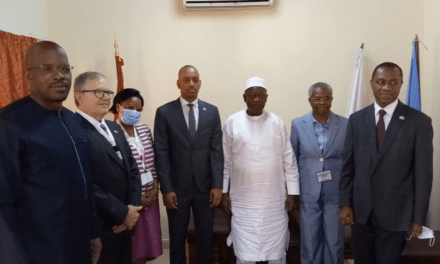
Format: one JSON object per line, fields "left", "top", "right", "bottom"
{"left": 188, "top": 104, "right": 196, "bottom": 138}
{"left": 100, "top": 124, "right": 109, "bottom": 135}
{"left": 377, "top": 109, "right": 386, "bottom": 148}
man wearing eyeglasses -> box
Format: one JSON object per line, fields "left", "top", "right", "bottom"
{"left": 290, "top": 82, "right": 347, "bottom": 264}
{"left": 74, "top": 71, "right": 142, "bottom": 264}
{"left": 0, "top": 41, "right": 102, "bottom": 264}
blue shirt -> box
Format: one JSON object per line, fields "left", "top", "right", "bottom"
{"left": 312, "top": 114, "right": 330, "bottom": 153}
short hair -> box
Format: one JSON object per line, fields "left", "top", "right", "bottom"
{"left": 109, "top": 88, "right": 144, "bottom": 114}
{"left": 73, "top": 71, "right": 106, "bottom": 106}
{"left": 308, "top": 82, "right": 333, "bottom": 98}
{"left": 371, "top": 62, "right": 403, "bottom": 80}
{"left": 178, "top": 65, "right": 198, "bottom": 78}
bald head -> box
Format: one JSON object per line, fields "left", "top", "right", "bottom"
{"left": 177, "top": 65, "right": 201, "bottom": 103}
{"left": 26, "top": 41, "right": 72, "bottom": 110}
{"left": 26, "top": 41, "right": 67, "bottom": 69}
{"left": 178, "top": 65, "right": 198, "bottom": 79}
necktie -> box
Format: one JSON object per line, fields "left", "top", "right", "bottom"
{"left": 377, "top": 109, "right": 386, "bottom": 148}
{"left": 100, "top": 124, "right": 109, "bottom": 135}
{"left": 100, "top": 123, "right": 123, "bottom": 160}
{"left": 188, "top": 104, "right": 196, "bottom": 138}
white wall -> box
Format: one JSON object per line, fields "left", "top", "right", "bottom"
{"left": 0, "top": 0, "right": 48, "bottom": 39}
{"left": 423, "top": 0, "right": 440, "bottom": 229}
{"left": 44, "top": 0, "right": 438, "bottom": 238}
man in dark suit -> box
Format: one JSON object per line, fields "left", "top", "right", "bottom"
{"left": 339, "top": 62, "right": 433, "bottom": 264}
{"left": 74, "top": 71, "right": 142, "bottom": 264}
{"left": 154, "top": 65, "right": 224, "bottom": 264}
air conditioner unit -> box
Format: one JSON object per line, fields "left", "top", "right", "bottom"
{"left": 183, "top": 0, "right": 274, "bottom": 9}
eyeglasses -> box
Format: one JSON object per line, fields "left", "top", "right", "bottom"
{"left": 311, "top": 96, "right": 332, "bottom": 103}
{"left": 81, "top": 89, "right": 115, "bottom": 99}
{"left": 121, "top": 104, "right": 143, "bottom": 112}
{"left": 28, "top": 65, "right": 74, "bottom": 75}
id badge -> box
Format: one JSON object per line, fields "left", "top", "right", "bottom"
{"left": 141, "top": 171, "right": 154, "bottom": 185}
{"left": 317, "top": 170, "right": 332, "bottom": 183}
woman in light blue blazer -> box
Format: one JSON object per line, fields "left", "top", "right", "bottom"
{"left": 290, "top": 82, "right": 348, "bottom": 264}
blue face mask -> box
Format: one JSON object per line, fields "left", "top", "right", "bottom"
{"left": 121, "top": 109, "right": 141, "bottom": 125}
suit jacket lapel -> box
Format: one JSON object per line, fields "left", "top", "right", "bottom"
{"left": 170, "top": 98, "right": 192, "bottom": 143}
{"left": 323, "top": 112, "right": 340, "bottom": 156}
{"left": 194, "top": 100, "right": 207, "bottom": 143}
{"left": 363, "top": 105, "right": 377, "bottom": 149}
{"left": 80, "top": 115, "right": 125, "bottom": 168}
{"left": 301, "top": 112, "right": 322, "bottom": 155}
{"left": 372, "top": 101, "right": 407, "bottom": 170}
{"left": 106, "top": 121, "right": 128, "bottom": 169}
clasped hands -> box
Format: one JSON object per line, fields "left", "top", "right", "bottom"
{"left": 163, "top": 188, "right": 223, "bottom": 210}
{"left": 140, "top": 184, "right": 159, "bottom": 212}
{"left": 339, "top": 206, "right": 423, "bottom": 237}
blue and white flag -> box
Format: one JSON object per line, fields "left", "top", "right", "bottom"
{"left": 406, "top": 41, "right": 421, "bottom": 111}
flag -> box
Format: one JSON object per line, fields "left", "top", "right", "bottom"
{"left": 346, "top": 46, "right": 364, "bottom": 117}
{"left": 406, "top": 41, "right": 421, "bottom": 111}
{"left": 114, "top": 38, "right": 124, "bottom": 120}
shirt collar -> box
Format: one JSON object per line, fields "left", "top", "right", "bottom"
{"left": 77, "top": 109, "right": 106, "bottom": 127}
{"left": 180, "top": 97, "right": 199, "bottom": 107}
{"left": 312, "top": 111, "right": 331, "bottom": 124}
{"left": 374, "top": 99, "right": 398, "bottom": 117}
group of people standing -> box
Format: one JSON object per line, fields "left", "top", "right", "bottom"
{"left": 0, "top": 39, "right": 433, "bottom": 264}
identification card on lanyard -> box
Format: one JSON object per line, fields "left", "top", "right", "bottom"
{"left": 141, "top": 171, "right": 154, "bottom": 185}
{"left": 317, "top": 170, "right": 332, "bottom": 183}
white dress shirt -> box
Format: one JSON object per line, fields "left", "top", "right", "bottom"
{"left": 374, "top": 99, "right": 398, "bottom": 131}
{"left": 77, "top": 109, "right": 117, "bottom": 147}
{"left": 180, "top": 97, "right": 199, "bottom": 130}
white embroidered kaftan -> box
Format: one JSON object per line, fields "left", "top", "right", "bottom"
{"left": 222, "top": 110, "right": 300, "bottom": 262}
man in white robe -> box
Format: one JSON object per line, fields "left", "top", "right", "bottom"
{"left": 222, "top": 77, "right": 300, "bottom": 264}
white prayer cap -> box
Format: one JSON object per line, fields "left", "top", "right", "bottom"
{"left": 245, "top": 76, "right": 266, "bottom": 91}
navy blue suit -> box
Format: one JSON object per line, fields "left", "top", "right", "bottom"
{"left": 78, "top": 115, "right": 142, "bottom": 264}
{"left": 339, "top": 101, "right": 433, "bottom": 264}
{"left": 154, "top": 98, "right": 223, "bottom": 264}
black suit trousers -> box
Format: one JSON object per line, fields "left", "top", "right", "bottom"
{"left": 354, "top": 210, "right": 406, "bottom": 264}
{"left": 167, "top": 180, "right": 214, "bottom": 264}
{"left": 98, "top": 227, "right": 132, "bottom": 264}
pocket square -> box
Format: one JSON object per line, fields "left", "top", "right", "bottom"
{"left": 113, "top": 130, "right": 119, "bottom": 133}
{"left": 203, "top": 107, "right": 207, "bottom": 111}
{"left": 399, "top": 116, "right": 405, "bottom": 120}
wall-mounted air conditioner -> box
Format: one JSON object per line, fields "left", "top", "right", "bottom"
{"left": 183, "top": 0, "right": 274, "bottom": 9}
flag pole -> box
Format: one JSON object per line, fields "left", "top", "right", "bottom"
{"left": 414, "top": 34, "right": 420, "bottom": 88}
{"left": 114, "top": 36, "right": 125, "bottom": 120}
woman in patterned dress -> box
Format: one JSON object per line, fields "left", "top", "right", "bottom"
{"left": 109, "top": 88, "right": 163, "bottom": 263}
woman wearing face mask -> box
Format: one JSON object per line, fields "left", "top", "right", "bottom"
{"left": 109, "top": 88, "right": 162, "bottom": 263}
